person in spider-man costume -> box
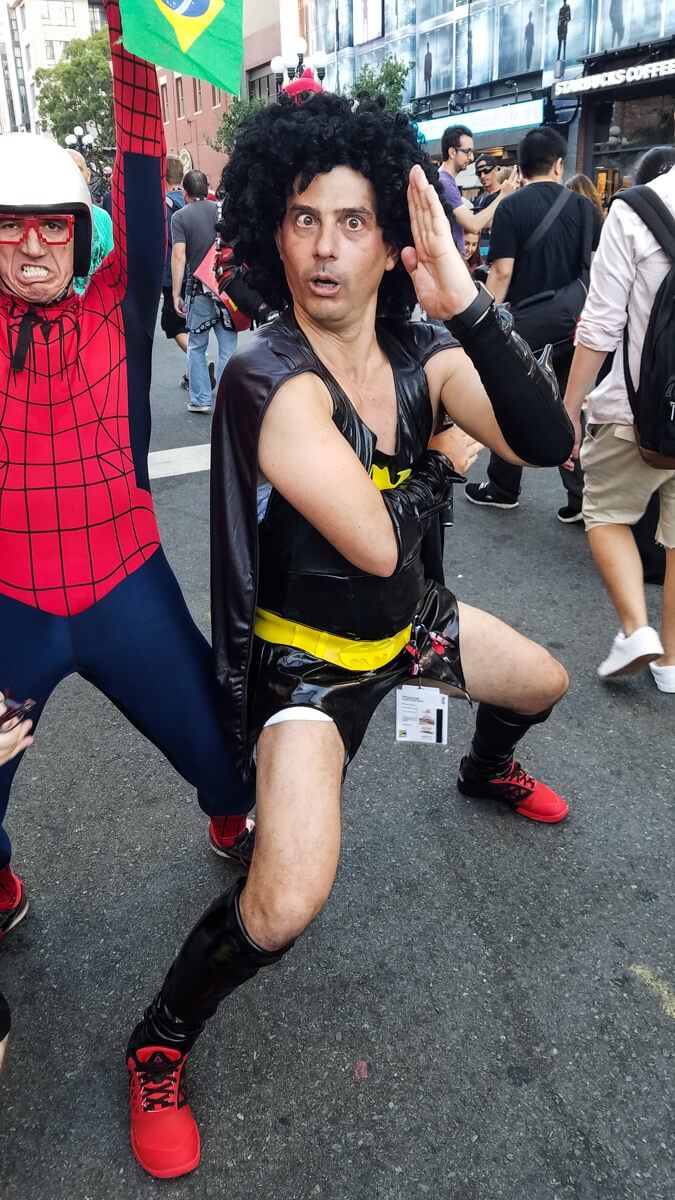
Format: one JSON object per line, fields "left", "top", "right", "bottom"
{"left": 0, "top": 0, "right": 253, "bottom": 943}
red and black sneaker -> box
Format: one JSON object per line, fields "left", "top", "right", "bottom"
{"left": 457, "top": 757, "right": 568, "bottom": 823}
{"left": 209, "top": 816, "right": 255, "bottom": 868}
{"left": 0, "top": 872, "right": 29, "bottom": 940}
{"left": 128, "top": 1046, "right": 200, "bottom": 1179}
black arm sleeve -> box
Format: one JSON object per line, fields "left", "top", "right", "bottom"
{"left": 456, "top": 305, "right": 574, "bottom": 466}
{"left": 381, "top": 450, "right": 465, "bottom": 573}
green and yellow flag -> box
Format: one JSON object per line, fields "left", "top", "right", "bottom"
{"left": 120, "top": 0, "right": 243, "bottom": 95}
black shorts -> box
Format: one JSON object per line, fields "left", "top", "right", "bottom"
{"left": 160, "top": 285, "right": 187, "bottom": 340}
{"left": 249, "top": 582, "right": 467, "bottom": 766}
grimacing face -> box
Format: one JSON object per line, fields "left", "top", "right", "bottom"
{"left": 0, "top": 214, "right": 75, "bottom": 304}
{"left": 273, "top": 166, "right": 398, "bottom": 328}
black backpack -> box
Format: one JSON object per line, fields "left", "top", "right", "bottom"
{"left": 612, "top": 185, "right": 675, "bottom": 468}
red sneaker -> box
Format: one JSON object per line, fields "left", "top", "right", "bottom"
{"left": 128, "top": 1046, "right": 200, "bottom": 1179}
{"left": 457, "top": 758, "right": 568, "bottom": 823}
{"left": 0, "top": 872, "right": 28, "bottom": 939}
{"left": 209, "top": 816, "right": 255, "bottom": 867}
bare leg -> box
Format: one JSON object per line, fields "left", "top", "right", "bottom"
{"left": 588, "top": 524, "right": 649, "bottom": 635}
{"left": 454, "top": 601, "right": 568, "bottom": 712}
{"left": 240, "top": 719, "right": 345, "bottom": 951}
{"left": 657, "top": 547, "right": 675, "bottom": 665}
{"left": 175, "top": 332, "right": 188, "bottom": 354}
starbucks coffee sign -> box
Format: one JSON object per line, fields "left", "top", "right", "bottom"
{"left": 555, "top": 58, "right": 675, "bottom": 97}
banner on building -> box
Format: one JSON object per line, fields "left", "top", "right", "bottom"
{"left": 119, "top": 0, "right": 243, "bottom": 95}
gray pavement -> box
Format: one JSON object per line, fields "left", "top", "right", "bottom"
{"left": 1, "top": 326, "right": 673, "bottom": 1200}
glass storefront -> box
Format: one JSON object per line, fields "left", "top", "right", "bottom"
{"left": 591, "top": 91, "right": 675, "bottom": 202}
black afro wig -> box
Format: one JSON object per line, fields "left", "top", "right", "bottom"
{"left": 217, "top": 90, "right": 447, "bottom": 319}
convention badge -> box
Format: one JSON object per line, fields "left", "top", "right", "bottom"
{"left": 395, "top": 685, "right": 448, "bottom": 745}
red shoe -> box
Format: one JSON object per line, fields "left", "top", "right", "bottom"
{"left": 0, "top": 872, "right": 29, "bottom": 939}
{"left": 209, "top": 815, "right": 255, "bottom": 868}
{"left": 128, "top": 1046, "right": 200, "bottom": 1179}
{"left": 457, "top": 758, "right": 568, "bottom": 823}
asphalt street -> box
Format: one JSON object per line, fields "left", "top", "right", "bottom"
{"left": 1, "top": 324, "right": 673, "bottom": 1200}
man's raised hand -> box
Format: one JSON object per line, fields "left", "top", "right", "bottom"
{"left": 400, "top": 164, "right": 477, "bottom": 321}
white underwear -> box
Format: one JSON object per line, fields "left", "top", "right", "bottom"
{"left": 263, "top": 706, "right": 334, "bottom": 728}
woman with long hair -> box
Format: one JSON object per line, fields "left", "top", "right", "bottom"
{"left": 566, "top": 173, "right": 604, "bottom": 219}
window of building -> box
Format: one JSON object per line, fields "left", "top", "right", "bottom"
{"left": 175, "top": 76, "right": 184, "bottom": 120}
{"left": 89, "top": 6, "right": 104, "bottom": 34}
{"left": 160, "top": 81, "right": 169, "bottom": 124}
{"left": 24, "top": 43, "right": 31, "bottom": 71}
{"left": 211, "top": 84, "right": 221, "bottom": 107}
{"left": 40, "top": 2, "right": 75, "bottom": 26}
{"left": 18, "top": 5, "right": 26, "bottom": 32}
{"left": 193, "top": 77, "right": 202, "bottom": 112}
{"left": 45, "top": 39, "right": 55, "bottom": 62}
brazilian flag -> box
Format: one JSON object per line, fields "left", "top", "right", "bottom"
{"left": 120, "top": 0, "right": 243, "bottom": 95}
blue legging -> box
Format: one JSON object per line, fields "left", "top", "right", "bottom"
{"left": 0, "top": 548, "right": 253, "bottom": 869}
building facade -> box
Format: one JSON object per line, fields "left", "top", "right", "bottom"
{"left": 299, "top": 0, "right": 675, "bottom": 194}
{"left": 159, "top": 0, "right": 282, "bottom": 187}
{"left": 0, "top": 0, "right": 105, "bottom": 134}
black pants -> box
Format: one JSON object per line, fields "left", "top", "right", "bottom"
{"left": 487, "top": 445, "right": 584, "bottom": 508}
{"left": 487, "top": 343, "right": 581, "bottom": 507}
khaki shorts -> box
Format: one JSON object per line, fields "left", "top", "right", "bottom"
{"left": 580, "top": 423, "right": 675, "bottom": 547}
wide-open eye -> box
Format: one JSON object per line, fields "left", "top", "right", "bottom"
{"left": 345, "top": 215, "right": 364, "bottom": 231}
{"left": 295, "top": 212, "right": 315, "bottom": 228}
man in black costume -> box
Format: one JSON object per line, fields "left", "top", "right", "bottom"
{"left": 124, "top": 92, "right": 574, "bottom": 1179}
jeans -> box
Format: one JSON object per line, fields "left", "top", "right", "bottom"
{"left": 186, "top": 292, "right": 237, "bottom": 407}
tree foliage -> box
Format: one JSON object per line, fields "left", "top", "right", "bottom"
{"left": 35, "top": 27, "right": 114, "bottom": 152}
{"left": 208, "top": 95, "right": 268, "bottom": 155}
{"left": 347, "top": 56, "right": 414, "bottom": 112}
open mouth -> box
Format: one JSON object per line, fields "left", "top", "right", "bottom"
{"left": 21, "top": 265, "right": 50, "bottom": 279}
{"left": 309, "top": 275, "right": 340, "bottom": 296}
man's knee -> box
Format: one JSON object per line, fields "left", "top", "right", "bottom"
{"left": 241, "top": 878, "right": 333, "bottom": 952}
{"left": 540, "top": 653, "right": 569, "bottom": 708}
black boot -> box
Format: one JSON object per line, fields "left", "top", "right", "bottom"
{"left": 457, "top": 702, "right": 568, "bottom": 823}
{"left": 128, "top": 877, "right": 293, "bottom": 1056}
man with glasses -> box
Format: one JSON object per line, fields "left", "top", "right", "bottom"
{"left": 438, "top": 126, "right": 516, "bottom": 258}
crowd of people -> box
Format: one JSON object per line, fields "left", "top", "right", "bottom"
{"left": 0, "top": 1, "right": 673, "bottom": 1181}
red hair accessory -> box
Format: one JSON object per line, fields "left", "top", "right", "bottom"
{"left": 282, "top": 67, "right": 323, "bottom": 102}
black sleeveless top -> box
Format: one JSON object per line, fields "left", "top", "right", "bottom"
{"left": 257, "top": 320, "right": 443, "bottom": 639}
{"left": 210, "top": 309, "right": 456, "bottom": 774}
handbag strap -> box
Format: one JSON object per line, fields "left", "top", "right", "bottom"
{"left": 522, "top": 186, "right": 573, "bottom": 253}
{"left": 611, "top": 185, "right": 675, "bottom": 263}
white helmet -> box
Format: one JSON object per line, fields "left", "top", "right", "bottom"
{"left": 0, "top": 133, "right": 93, "bottom": 276}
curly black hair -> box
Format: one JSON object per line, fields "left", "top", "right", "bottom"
{"left": 217, "top": 90, "right": 445, "bottom": 318}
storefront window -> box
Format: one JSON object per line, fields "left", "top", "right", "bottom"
{"left": 592, "top": 94, "right": 675, "bottom": 203}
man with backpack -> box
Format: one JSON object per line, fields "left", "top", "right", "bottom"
{"left": 563, "top": 164, "right": 675, "bottom": 687}
{"left": 171, "top": 169, "right": 237, "bottom": 414}
{"left": 467, "top": 127, "right": 602, "bottom": 519}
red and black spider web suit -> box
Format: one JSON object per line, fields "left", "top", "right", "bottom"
{"left": 0, "top": 0, "right": 251, "bottom": 884}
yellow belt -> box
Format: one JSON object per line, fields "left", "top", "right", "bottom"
{"left": 254, "top": 607, "right": 412, "bottom": 672}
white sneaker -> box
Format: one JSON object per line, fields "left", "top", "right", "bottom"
{"left": 597, "top": 627, "right": 664, "bottom": 678}
{"left": 649, "top": 661, "right": 675, "bottom": 692}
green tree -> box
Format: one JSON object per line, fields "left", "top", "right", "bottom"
{"left": 35, "top": 27, "right": 114, "bottom": 151}
{"left": 208, "top": 95, "right": 268, "bottom": 155}
{"left": 347, "top": 56, "right": 414, "bottom": 112}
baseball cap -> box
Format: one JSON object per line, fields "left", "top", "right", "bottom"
{"left": 474, "top": 153, "right": 498, "bottom": 172}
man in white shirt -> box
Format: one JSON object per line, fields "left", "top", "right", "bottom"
{"left": 564, "top": 166, "right": 675, "bottom": 688}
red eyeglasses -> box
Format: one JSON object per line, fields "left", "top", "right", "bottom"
{"left": 0, "top": 688, "right": 35, "bottom": 727}
{"left": 0, "top": 214, "right": 75, "bottom": 246}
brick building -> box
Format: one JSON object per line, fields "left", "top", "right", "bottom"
{"left": 159, "top": 0, "right": 282, "bottom": 188}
